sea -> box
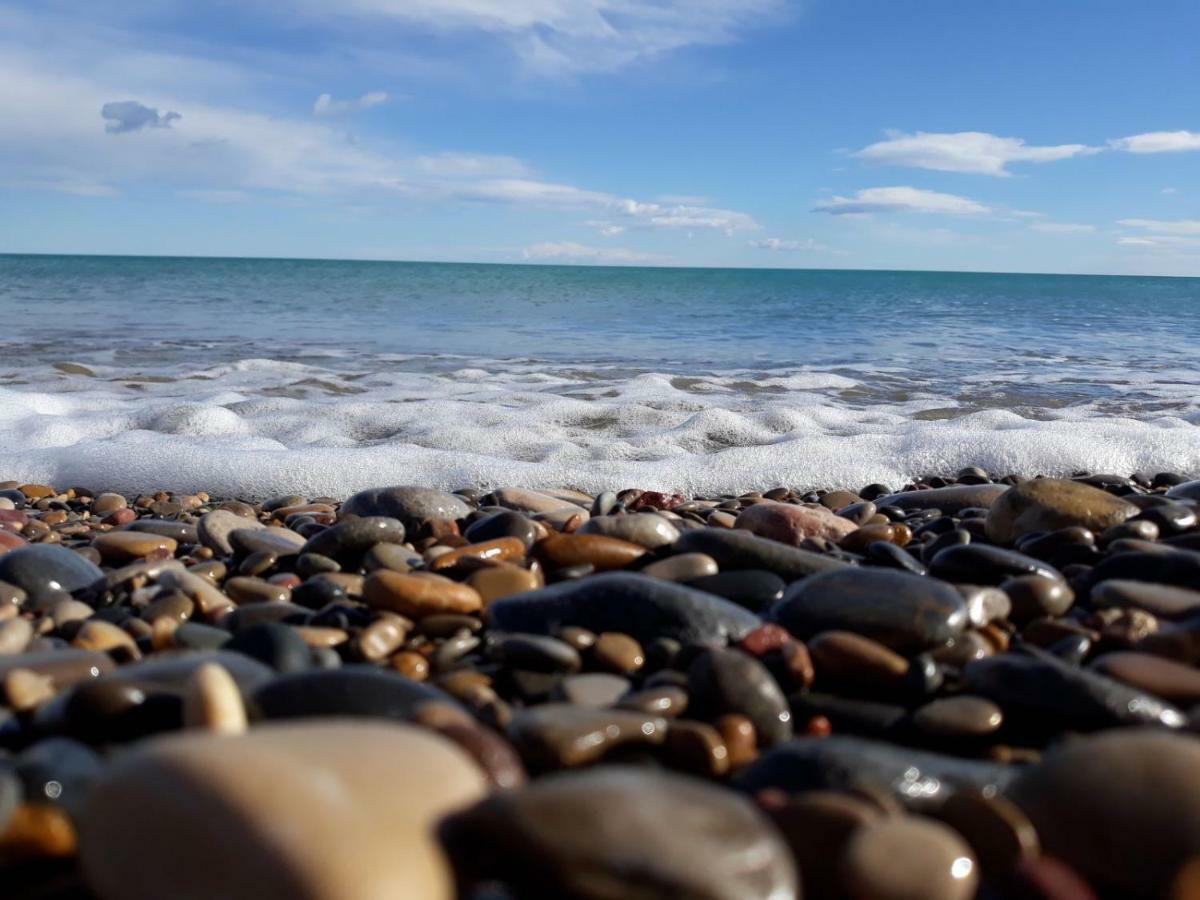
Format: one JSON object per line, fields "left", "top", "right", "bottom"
{"left": 2, "top": 253, "right": 1198, "bottom": 498}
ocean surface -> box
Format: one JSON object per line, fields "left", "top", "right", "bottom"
{"left": 2, "top": 253, "right": 1199, "bottom": 497}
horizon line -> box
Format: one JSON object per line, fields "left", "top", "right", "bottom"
{"left": 1, "top": 250, "right": 1197, "bottom": 281}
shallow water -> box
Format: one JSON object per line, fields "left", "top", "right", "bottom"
{"left": 2, "top": 254, "right": 1198, "bottom": 495}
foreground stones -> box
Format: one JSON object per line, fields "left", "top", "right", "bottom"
{"left": 79, "top": 722, "right": 488, "bottom": 900}
{"left": 1, "top": 471, "right": 1199, "bottom": 899}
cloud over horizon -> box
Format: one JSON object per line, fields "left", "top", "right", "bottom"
{"left": 313, "top": 91, "right": 389, "bottom": 116}
{"left": 1110, "top": 131, "right": 1200, "bottom": 154}
{"left": 814, "top": 186, "right": 990, "bottom": 216}
{"left": 855, "top": 131, "right": 1098, "bottom": 176}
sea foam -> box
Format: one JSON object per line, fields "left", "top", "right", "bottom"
{"left": 0, "top": 355, "right": 1196, "bottom": 498}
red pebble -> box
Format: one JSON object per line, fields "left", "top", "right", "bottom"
{"left": 104, "top": 508, "right": 137, "bottom": 526}
{"left": 737, "top": 623, "right": 791, "bottom": 657}
{"left": 631, "top": 491, "right": 685, "bottom": 511}
{"left": 805, "top": 715, "right": 832, "bottom": 737}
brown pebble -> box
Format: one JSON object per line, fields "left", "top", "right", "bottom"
{"left": 662, "top": 720, "right": 729, "bottom": 777}
{"left": 0, "top": 803, "right": 77, "bottom": 859}
{"left": 3, "top": 667, "right": 56, "bottom": 711}
{"left": 841, "top": 816, "right": 978, "bottom": 900}
{"left": 716, "top": 714, "right": 758, "bottom": 770}
{"left": 429, "top": 537, "right": 527, "bottom": 571}
{"left": 590, "top": 632, "right": 645, "bottom": 674}
{"left": 92, "top": 531, "right": 178, "bottom": 562}
{"left": 364, "top": 571, "right": 483, "bottom": 618}
{"left": 466, "top": 563, "right": 540, "bottom": 604}
{"left": 934, "top": 791, "right": 1040, "bottom": 877}
{"left": 225, "top": 576, "right": 291, "bottom": 605}
{"left": 912, "top": 696, "right": 1004, "bottom": 738}
{"left": 1091, "top": 651, "right": 1200, "bottom": 705}
{"left": 535, "top": 532, "right": 647, "bottom": 571}
{"left": 354, "top": 614, "right": 410, "bottom": 662}
{"left": 72, "top": 620, "right": 139, "bottom": 657}
{"left": 809, "top": 630, "right": 908, "bottom": 687}
{"left": 390, "top": 651, "right": 431, "bottom": 681}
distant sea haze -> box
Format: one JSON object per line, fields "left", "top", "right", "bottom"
{"left": 1, "top": 254, "right": 1198, "bottom": 496}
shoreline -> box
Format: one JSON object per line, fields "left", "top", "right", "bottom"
{"left": 1, "top": 471, "right": 1198, "bottom": 897}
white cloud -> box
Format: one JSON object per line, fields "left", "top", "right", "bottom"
{"left": 101, "top": 100, "right": 181, "bottom": 133}
{"left": 814, "top": 186, "right": 989, "bottom": 216}
{"left": 521, "top": 241, "right": 664, "bottom": 263}
{"left": 854, "top": 131, "right": 1098, "bottom": 176}
{"left": 1118, "top": 218, "right": 1200, "bottom": 235}
{"left": 749, "top": 237, "right": 827, "bottom": 251}
{"left": 313, "top": 90, "right": 389, "bottom": 116}
{"left": 312, "top": 0, "right": 784, "bottom": 74}
{"left": 1029, "top": 222, "right": 1096, "bottom": 234}
{"left": 1117, "top": 235, "right": 1200, "bottom": 250}
{"left": 1110, "top": 131, "right": 1200, "bottom": 154}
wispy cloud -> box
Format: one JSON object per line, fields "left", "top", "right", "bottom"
{"left": 101, "top": 100, "right": 181, "bottom": 134}
{"left": 814, "top": 186, "right": 989, "bottom": 216}
{"left": 1110, "top": 131, "right": 1200, "bottom": 154}
{"left": 299, "top": 0, "right": 784, "bottom": 74}
{"left": 313, "top": 91, "right": 389, "bottom": 116}
{"left": 521, "top": 240, "right": 665, "bottom": 264}
{"left": 1029, "top": 222, "right": 1096, "bottom": 234}
{"left": 1118, "top": 218, "right": 1200, "bottom": 235}
{"left": 749, "top": 237, "right": 828, "bottom": 251}
{"left": 855, "top": 131, "right": 1098, "bottom": 176}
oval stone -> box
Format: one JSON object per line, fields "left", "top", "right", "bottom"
{"left": 1008, "top": 731, "right": 1200, "bottom": 898}
{"left": 0, "top": 545, "right": 104, "bottom": 600}
{"left": 79, "top": 721, "right": 488, "bottom": 900}
{"left": 577, "top": 512, "right": 681, "bottom": 549}
{"left": 486, "top": 572, "right": 761, "bottom": 646}
{"left": 986, "top": 478, "right": 1138, "bottom": 546}
{"left": 771, "top": 568, "right": 968, "bottom": 654}
{"left": 737, "top": 501, "right": 858, "bottom": 545}
{"left": 341, "top": 486, "right": 471, "bottom": 528}
{"left": 440, "top": 766, "right": 797, "bottom": 900}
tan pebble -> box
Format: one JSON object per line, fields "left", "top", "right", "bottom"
{"left": 809, "top": 630, "right": 908, "bottom": 685}
{"left": 782, "top": 640, "right": 815, "bottom": 690}
{"left": 18, "top": 484, "right": 55, "bottom": 500}
{"left": 151, "top": 617, "right": 180, "bottom": 651}
{"left": 640, "top": 552, "right": 719, "bottom": 582}
{"left": 92, "top": 531, "right": 178, "bottom": 562}
{"left": 365, "top": 570, "right": 482, "bottom": 618}
{"left": 355, "top": 614, "right": 410, "bottom": 662}
{"left": 0, "top": 803, "right": 77, "bottom": 859}
{"left": 536, "top": 532, "right": 647, "bottom": 571}
{"left": 91, "top": 493, "right": 128, "bottom": 515}
{"left": 912, "top": 696, "right": 1004, "bottom": 738}
{"left": 3, "top": 667, "right": 56, "bottom": 711}
{"left": 842, "top": 816, "right": 978, "bottom": 900}
{"left": 72, "top": 620, "right": 140, "bottom": 657}
{"left": 183, "top": 662, "right": 247, "bottom": 735}
{"left": 225, "top": 577, "right": 290, "bottom": 605}
{"left": 430, "top": 537, "right": 527, "bottom": 571}
{"left": 466, "top": 563, "right": 540, "bottom": 604}
{"left": 1091, "top": 651, "right": 1200, "bottom": 705}
{"left": 0, "top": 616, "right": 33, "bottom": 654}
{"left": 558, "top": 626, "right": 596, "bottom": 651}
{"left": 291, "top": 626, "right": 349, "bottom": 648}
{"left": 390, "top": 650, "right": 431, "bottom": 681}
{"left": 591, "top": 632, "right": 645, "bottom": 674}
{"left": 141, "top": 592, "right": 194, "bottom": 624}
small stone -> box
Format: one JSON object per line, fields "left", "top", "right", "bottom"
{"left": 912, "top": 696, "right": 1003, "bottom": 738}
{"left": 737, "top": 500, "right": 858, "bottom": 545}
{"left": 467, "top": 564, "right": 540, "bottom": 604}
{"left": 676, "top": 528, "right": 851, "bottom": 581}
{"left": 933, "top": 792, "right": 1039, "bottom": 878}
{"left": 808, "top": 630, "right": 909, "bottom": 689}
{"left": 1000, "top": 575, "right": 1075, "bottom": 623}
{"left": 686, "top": 570, "right": 786, "bottom": 613}
{"left": 301, "top": 516, "right": 407, "bottom": 565}
{"left": 841, "top": 816, "right": 978, "bottom": 900}
{"left": 687, "top": 647, "right": 792, "bottom": 747}
{"left": 506, "top": 704, "right": 667, "bottom": 771}
{"left": 772, "top": 568, "right": 968, "bottom": 654}
{"left": 578, "top": 512, "right": 680, "bottom": 549}
{"left": 876, "top": 484, "right": 1008, "bottom": 514}
{"left": 590, "top": 632, "right": 645, "bottom": 674}
{"left": 553, "top": 673, "right": 631, "bottom": 707}
{"left": 0, "top": 545, "right": 104, "bottom": 600}
{"left": 640, "top": 552, "right": 718, "bottom": 582}
{"left": 197, "top": 509, "right": 263, "bottom": 555}
{"left": 1090, "top": 651, "right": 1200, "bottom": 705}
{"left": 536, "top": 532, "right": 647, "bottom": 571}
{"left": 463, "top": 510, "right": 539, "bottom": 549}
{"left": 183, "top": 662, "right": 247, "bottom": 734}
{"left": 341, "top": 485, "right": 472, "bottom": 528}
{"left": 986, "top": 478, "right": 1138, "bottom": 545}
{"left": 364, "top": 571, "right": 483, "bottom": 618}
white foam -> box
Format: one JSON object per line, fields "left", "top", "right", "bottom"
{"left": 0, "top": 357, "right": 1197, "bottom": 497}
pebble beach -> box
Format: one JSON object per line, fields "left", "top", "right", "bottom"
{"left": 2, "top": 471, "right": 1200, "bottom": 898}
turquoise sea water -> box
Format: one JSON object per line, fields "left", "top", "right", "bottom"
{"left": 1, "top": 253, "right": 1198, "bottom": 495}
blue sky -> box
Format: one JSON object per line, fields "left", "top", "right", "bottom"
{"left": 2, "top": 0, "right": 1199, "bottom": 274}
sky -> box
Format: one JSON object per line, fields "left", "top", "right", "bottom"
{"left": 2, "top": 0, "right": 1199, "bottom": 275}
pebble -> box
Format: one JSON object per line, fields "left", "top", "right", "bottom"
{"left": 250, "top": 666, "right": 452, "bottom": 722}
{"left": 486, "top": 572, "right": 761, "bottom": 646}
{"left": 1000, "top": 574, "right": 1075, "bottom": 622}
{"left": 0, "top": 544, "right": 104, "bottom": 600}
{"left": 1092, "top": 578, "right": 1200, "bottom": 619}
{"left": 552, "top": 672, "right": 631, "bottom": 707}
{"left": 772, "top": 568, "right": 968, "bottom": 653}
{"left": 911, "top": 695, "right": 1003, "bottom": 738}
{"left": 640, "top": 551, "right": 718, "bottom": 581}
{"left": 841, "top": 816, "right": 978, "bottom": 900}
{"left": 577, "top": 512, "right": 681, "bottom": 549}
{"left": 876, "top": 484, "right": 1009, "bottom": 514}
{"left": 687, "top": 647, "right": 793, "bottom": 747}
{"left": 364, "top": 570, "right": 483, "bottom": 617}
{"left": 440, "top": 767, "right": 797, "bottom": 900}
{"left": 463, "top": 510, "right": 539, "bottom": 550}
{"left": 197, "top": 508, "right": 262, "bottom": 555}
{"left": 986, "top": 477, "right": 1139, "bottom": 544}
{"left": 183, "top": 661, "right": 248, "bottom": 734}
{"left": 340, "top": 485, "right": 472, "bottom": 528}
{"left": 1008, "top": 730, "right": 1200, "bottom": 897}
{"left": 1090, "top": 650, "right": 1200, "bottom": 705}
{"left": 930, "top": 543, "right": 1062, "bottom": 585}
{"left": 300, "top": 516, "right": 407, "bottom": 565}
{"left": 535, "top": 532, "right": 647, "bottom": 571}
{"left": 79, "top": 722, "right": 488, "bottom": 900}
{"left": 686, "top": 569, "right": 786, "bottom": 612}
{"left": 737, "top": 500, "right": 860, "bottom": 546}
{"left": 676, "top": 527, "right": 852, "bottom": 581}
{"left": 506, "top": 704, "right": 667, "bottom": 770}
{"left": 589, "top": 631, "right": 645, "bottom": 673}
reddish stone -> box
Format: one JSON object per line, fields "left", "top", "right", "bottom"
{"left": 631, "top": 491, "right": 685, "bottom": 511}
{"left": 736, "top": 501, "right": 858, "bottom": 546}
{"left": 0, "top": 531, "right": 27, "bottom": 555}
{"left": 738, "top": 624, "right": 791, "bottom": 657}
{"left": 103, "top": 508, "right": 137, "bottom": 526}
